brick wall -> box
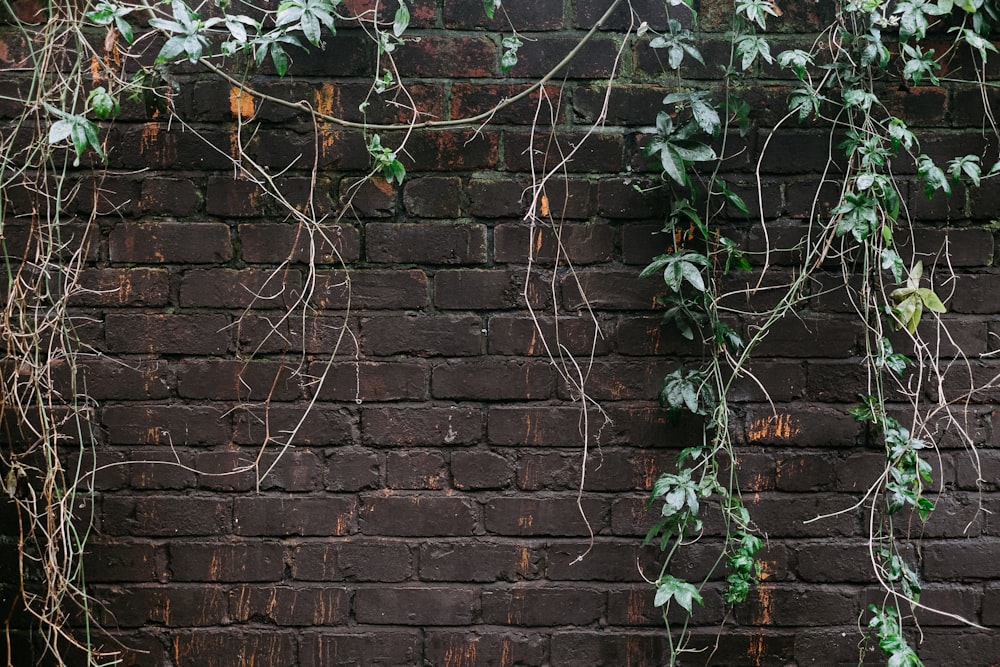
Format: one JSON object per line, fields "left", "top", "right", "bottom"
{"left": 2, "top": 0, "right": 1000, "bottom": 665}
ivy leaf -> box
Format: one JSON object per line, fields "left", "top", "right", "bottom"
{"left": 393, "top": 1, "right": 410, "bottom": 37}
{"left": 917, "top": 155, "right": 951, "bottom": 198}
{"left": 482, "top": 0, "right": 500, "bottom": 19}
{"left": 654, "top": 575, "right": 704, "bottom": 613}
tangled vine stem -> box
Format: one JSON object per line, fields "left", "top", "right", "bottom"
{"left": 2, "top": 0, "right": 1000, "bottom": 664}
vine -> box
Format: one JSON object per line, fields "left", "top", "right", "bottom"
{"left": 639, "top": 0, "right": 998, "bottom": 664}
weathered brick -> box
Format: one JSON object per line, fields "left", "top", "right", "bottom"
{"left": 424, "top": 630, "right": 549, "bottom": 667}
{"left": 232, "top": 404, "right": 357, "bottom": 447}
{"left": 312, "top": 269, "right": 429, "bottom": 309}
{"left": 361, "top": 314, "right": 483, "bottom": 356}
{"left": 402, "top": 177, "right": 462, "bottom": 218}
{"left": 177, "top": 359, "right": 302, "bottom": 401}
{"left": 481, "top": 585, "right": 605, "bottom": 625}
{"left": 97, "top": 585, "right": 228, "bottom": 628}
{"left": 291, "top": 539, "right": 414, "bottom": 581}
{"left": 386, "top": 450, "right": 447, "bottom": 489}
{"left": 229, "top": 585, "right": 350, "bottom": 625}
{"left": 434, "top": 269, "right": 551, "bottom": 310}
{"left": 366, "top": 222, "right": 487, "bottom": 264}
{"left": 74, "top": 268, "right": 169, "bottom": 307}
{"left": 84, "top": 542, "right": 167, "bottom": 583}
{"left": 103, "top": 404, "right": 231, "bottom": 446}
{"left": 484, "top": 496, "right": 608, "bottom": 536}
{"left": 239, "top": 222, "right": 361, "bottom": 264}
{"left": 140, "top": 177, "right": 201, "bottom": 215}
{"left": 395, "top": 36, "right": 496, "bottom": 77}
{"left": 179, "top": 268, "right": 303, "bottom": 309}
{"left": 298, "top": 631, "right": 422, "bottom": 666}
{"left": 308, "top": 361, "right": 428, "bottom": 401}
{"left": 105, "top": 314, "right": 231, "bottom": 355}
{"left": 504, "top": 130, "right": 625, "bottom": 173}
{"left": 451, "top": 83, "right": 564, "bottom": 126}
{"left": 487, "top": 314, "right": 613, "bottom": 356}
{"left": 467, "top": 176, "right": 529, "bottom": 218}
{"left": 359, "top": 494, "right": 477, "bottom": 536}
{"left": 433, "top": 360, "right": 556, "bottom": 400}
{"left": 420, "top": 539, "right": 540, "bottom": 582}
{"left": 355, "top": 586, "right": 478, "bottom": 625}
{"left": 77, "top": 358, "right": 171, "bottom": 400}
{"left": 101, "top": 496, "right": 231, "bottom": 537}
{"left": 233, "top": 496, "right": 355, "bottom": 536}
{"left": 169, "top": 542, "right": 284, "bottom": 582}
{"left": 109, "top": 222, "right": 232, "bottom": 263}
{"left": 451, "top": 449, "right": 513, "bottom": 489}
{"left": 494, "top": 222, "right": 615, "bottom": 265}
{"left": 171, "top": 631, "right": 296, "bottom": 667}
{"left": 324, "top": 448, "right": 381, "bottom": 491}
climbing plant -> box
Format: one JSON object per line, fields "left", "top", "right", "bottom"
{"left": 639, "top": 0, "right": 998, "bottom": 664}
{"left": 1, "top": 0, "right": 998, "bottom": 664}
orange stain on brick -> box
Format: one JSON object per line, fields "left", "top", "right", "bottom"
{"left": 748, "top": 413, "right": 799, "bottom": 442}
{"left": 141, "top": 123, "right": 160, "bottom": 151}
{"left": 640, "top": 455, "right": 657, "bottom": 490}
{"left": 748, "top": 634, "right": 766, "bottom": 666}
{"left": 229, "top": 85, "right": 255, "bottom": 118}
{"left": 517, "top": 513, "right": 533, "bottom": 528}
{"left": 516, "top": 545, "right": 531, "bottom": 576}
{"left": 443, "top": 641, "right": 477, "bottom": 667}
{"left": 753, "top": 583, "right": 773, "bottom": 625}
{"left": 625, "top": 588, "right": 646, "bottom": 624}
{"left": 315, "top": 82, "right": 339, "bottom": 117}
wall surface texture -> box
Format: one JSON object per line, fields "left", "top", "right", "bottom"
{"left": 3, "top": 0, "right": 1000, "bottom": 665}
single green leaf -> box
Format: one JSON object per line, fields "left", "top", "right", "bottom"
{"left": 393, "top": 1, "right": 410, "bottom": 37}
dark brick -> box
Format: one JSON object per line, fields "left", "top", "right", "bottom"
{"left": 74, "top": 268, "right": 169, "bottom": 307}
{"left": 443, "top": 0, "right": 563, "bottom": 29}
{"left": 504, "top": 130, "right": 625, "bottom": 173}
{"left": 239, "top": 222, "right": 361, "bottom": 264}
{"left": 361, "top": 314, "right": 483, "bottom": 356}
{"left": 467, "top": 176, "right": 529, "bottom": 218}
{"left": 340, "top": 176, "right": 396, "bottom": 218}
{"left": 308, "top": 361, "right": 428, "bottom": 402}
{"left": 140, "top": 178, "right": 201, "bottom": 215}
{"left": 482, "top": 585, "right": 604, "bottom": 625}
{"left": 177, "top": 359, "right": 302, "bottom": 401}
{"left": 386, "top": 450, "right": 448, "bottom": 489}
{"left": 560, "top": 270, "right": 664, "bottom": 310}
{"left": 205, "top": 177, "right": 268, "bottom": 217}
{"left": 291, "top": 539, "right": 414, "bottom": 581}
{"left": 433, "top": 360, "right": 556, "bottom": 400}
{"left": 103, "top": 404, "right": 231, "bottom": 446}
{"left": 97, "top": 585, "right": 228, "bottom": 628}
{"left": 180, "top": 268, "right": 303, "bottom": 309}
{"left": 101, "top": 496, "right": 231, "bottom": 537}
{"left": 356, "top": 586, "right": 477, "bottom": 624}
{"left": 434, "top": 269, "right": 551, "bottom": 310}
{"left": 392, "top": 129, "right": 499, "bottom": 171}
{"left": 169, "top": 542, "right": 284, "bottom": 582}
{"left": 359, "top": 494, "right": 477, "bottom": 536}
{"left": 313, "top": 269, "right": 429, "bottom": 310}
{"left": 451, "top": 83, "right": 565, "bottom": 126}
{"left": 105, "top": 314, "right": 231, "bottom": 355}
{"left": 420, "top": 540, "right": 541, "bottom": 582}
{"left": 366, "top": 222, "right": 487, "bottom": 265}
{"left": 229, "top": 585, "right": 350, "bottom": 625}
{"left": 232, "top": 404, "right": 357, "bottom": 447}
{"left": 488, "top": 405, "right": 596, "bottom": 447}
{"left": 171, "top": 631, "right": 296, "bottom": 667}
{"left": 109, "top": 222, "right": 232, "bottom": 264}
{"left": 507, "top": 37, "right": 621, "bottom": 78}
{"left": 84, "top": 542, "right": 167, "bottom": 583}
{"left": 324, "top": 448, "right": 380, "bottom": 491}
{"left": 78, "top": 358, "right": 171, "bottom": 400}
{"left": 487, "top": 315, "right": 613, "bottom": 356}
{"left": 424, "top": 630, "right": 549, "bottom": 667}
{"left": 233, "top": 496, "right": 355, "bottom": 536}
{"left": 395, "top": 35, "right": 496, "bottom": 77}
{"left": 451, "top": 449, "right": 513, "bottom": 489}
{"left": 299, "top": 631, "right": 422, "bottom": 666}
{"left": 484, "top": 496, "right": 608, "bottom": 536}
{"left": 494, "top": 222, "right": 615, "bottom": 264}
{"left": 403, "top": 177, "right": 462, "bottom": 218}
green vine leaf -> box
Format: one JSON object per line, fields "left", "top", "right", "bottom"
{"left": 654, "top": 575, "right": 703, "bottom": 613}
{"left": 393, "top": 1, "right": 410, "bottom": 37}
{"left": 482, "top": 0, "right": 501, "bottom": 20}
